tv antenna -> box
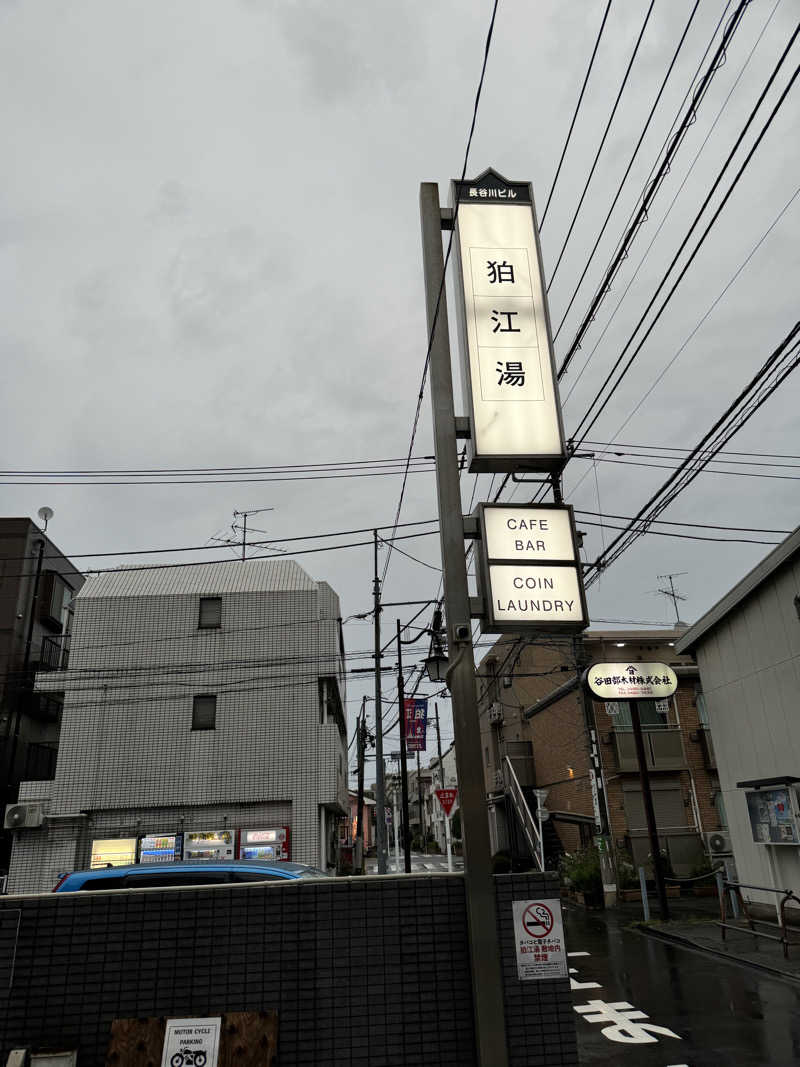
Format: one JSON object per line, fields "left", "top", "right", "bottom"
{"left": 656, "top": 572, "right": 688, "bottom": 625}
{"left": 209, "top": 507, "right": 283, "bottom": 561}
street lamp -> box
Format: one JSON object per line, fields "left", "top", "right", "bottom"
{"left": 424, "top": 651, "right": 448, "bottom": 684}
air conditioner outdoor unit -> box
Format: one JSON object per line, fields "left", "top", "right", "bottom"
{"left": 4, "top": 803, "right": 44, "bottom": 830}
{"left": 488, "top": 704, "right": 504, "bottom": 725}
{"left": 704, "top": 830, "right": 732, "bottom": 856}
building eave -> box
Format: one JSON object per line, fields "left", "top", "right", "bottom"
{"left": 675, "top": 526, "right": 800, "bottom": 654}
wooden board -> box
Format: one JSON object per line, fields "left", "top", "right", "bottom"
{"left": 106, "top": 1012, "right": 278, "bottom": 1067}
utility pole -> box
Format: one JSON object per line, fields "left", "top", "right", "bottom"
{"left": 354, "top": 696, "right": 366, "bottom": 875}
{"left": 373, "top": 529, "right": 387, "bottom": 873}
{"left": 434, "top": 701, "right": 453, "bottom": 871}
{"left": 396, "top": 619, "right": 412, "bottom": 874}
{"left": 573, "top": 633, "right": 616, "bottom": 904}
{"left": 415, "top": 750, "right": 426, "bottom": 854}
{"left": 420, "top": 181, "right": 508, "bottom": 1067}
{"left": 630, "top": 699, "right": 670, "bottom": 921}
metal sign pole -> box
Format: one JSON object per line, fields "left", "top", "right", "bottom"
{"left": 630, "top": 699, "right": 670, "bottom": 921}
{"left": 396, "top": 620, "right": 412, "bottom": 875}
{"left": 420, "top": 181, "right": 509, "bottom": 1067}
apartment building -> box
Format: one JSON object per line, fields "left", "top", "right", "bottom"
{"left": 478, "top": 628, "right": 722, "bottom": 877}
{"left": 7, "top": 557, "right": 348, "bottom": 892}
{"left": 0, "top": 517, "right": 83, "bottom": 871}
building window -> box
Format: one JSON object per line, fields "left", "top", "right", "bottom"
{"left": 607, "top": 699, "right": 669, "bottom": 730}
{"left": 192, "top": 694, "right": 217, "bottom": 730}
{"left": 198, "top": 597, "right": 222, "bottom": 629}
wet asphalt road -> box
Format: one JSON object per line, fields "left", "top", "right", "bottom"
{"left": 564, "top": 903, "right": 800, "bottom": 1067}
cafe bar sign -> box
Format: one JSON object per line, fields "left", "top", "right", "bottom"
{"left": 476, "top": 503, "right": 587, "bottom": 634}
{"left": 451, "top": 168, "right": 566, "bottom": 473}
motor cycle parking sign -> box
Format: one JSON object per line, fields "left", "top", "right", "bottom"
{"left": 512, "top": 899, "right": 567, "bottom": 980}
{"left": 161, "top": 1017, "right": 221, "bottom": 1067}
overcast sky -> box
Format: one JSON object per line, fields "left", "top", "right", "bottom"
{"left": 2, "top": 1, "right": 798, "bottom": 763}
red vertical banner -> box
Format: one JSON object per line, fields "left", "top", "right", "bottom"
{"left": 403, "top": 698, "right": 428, "bottom": 752}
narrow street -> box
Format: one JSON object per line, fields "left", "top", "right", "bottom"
{"left": 364, "top": 851, "right": 464, "bottom": 874}
{"left": 564, "top": 904, "right": 800, "bottom": 1067}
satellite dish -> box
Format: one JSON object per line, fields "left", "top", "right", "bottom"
{"left": 37, "top": 506, "right": 54, "bottom": 530}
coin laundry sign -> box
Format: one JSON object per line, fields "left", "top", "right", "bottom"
{"left": 477, "top": 503, "right": 587, "bottom": 633}
{"left": 451, "top": 169, "right": 566, "bottom": 473}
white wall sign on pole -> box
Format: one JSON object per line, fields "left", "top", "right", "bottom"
{"left": 584, "top": 663, "right": 678, "bottom": 701}
{"left": 451, "top": 168, "right": 566, "bottom": 474}
{"left": 161, "top": 1018, "right": 221, "bottom": 1067}
{"left": 512, "top": 899, "right": 568, "bottom": 980}
{"left": 476, "top": 503, "right": 588, "bottom": 634}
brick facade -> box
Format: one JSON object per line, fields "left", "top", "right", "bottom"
{"left": 477, "top": 629, "right": 723, "bottom": 874}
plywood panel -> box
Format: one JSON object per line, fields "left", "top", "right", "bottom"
{"left": 106, "top": 1012, "right": 278, "bottom": 1067}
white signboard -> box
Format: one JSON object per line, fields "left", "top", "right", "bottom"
{"left": 161, "top": 1017, "right": 221, "bottom": 1067}
{"left": 488, "top": 564, "right": 585, "bottom": 627}
{"left": 512, "top": 899, "right": 568, "bottom": 980}
{"left": 483, "top": 505, "right": 576, "bottom": 562}
{"left": 586, "top": 663, "right": 678, "bottom": 701}
{"left": 452, "top": 172, "right": 565, "bottom": 472}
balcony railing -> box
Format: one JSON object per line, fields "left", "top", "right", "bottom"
{"left": 39, "top": 634, "right": 70, "bottom": 671}
{"left": 612, "top": 727, "right": 686, "bottom": 772}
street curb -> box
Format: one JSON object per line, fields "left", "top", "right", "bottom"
{"left": 637, "top": 922, "right": 800, "bottom": 987}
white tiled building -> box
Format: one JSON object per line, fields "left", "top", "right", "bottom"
{"left": 7, "top": 558, "right": 348, "bottom": 892}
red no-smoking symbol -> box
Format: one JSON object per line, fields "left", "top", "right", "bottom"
{"left": 522, "top": 903, "right": 553, "bottom": 938}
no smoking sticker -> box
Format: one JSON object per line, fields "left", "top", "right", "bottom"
{"left": 512, "top": 899, "right": 567, "bottom": 981}
{"left": 521, "top": 902, "right": 554, "bottom": 938}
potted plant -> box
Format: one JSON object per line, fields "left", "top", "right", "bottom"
{"left": 560, "top": 847, "right": 604, "bottom": 908}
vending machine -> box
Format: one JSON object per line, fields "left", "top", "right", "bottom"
{"left": 138, "top": 833, "right": 183, "bottom": 864}
{"left": 238, "top": 827, "right": 290, "bottom": 861}
{"left": 182, "top": 829, "right": 235, "bottom": 861}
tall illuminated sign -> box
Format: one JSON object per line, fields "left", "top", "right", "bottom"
{"left": 452, "top": 169, "right": 566, "bottom": 473}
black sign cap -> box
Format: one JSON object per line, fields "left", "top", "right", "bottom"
{"left": 453, "top": 167, "right": 531, "bottom": 205}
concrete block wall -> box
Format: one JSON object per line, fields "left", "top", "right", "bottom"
{"left": 496, "top": 872, "right": 578, "bottom": 1067}
{"left": 0, "top": 873, "right": 576, "bottom": 1067}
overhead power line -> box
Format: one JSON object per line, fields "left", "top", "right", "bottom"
{"left": 560, "top": 0, "right": 782, "bottom": 411}
{"left": 561, "top": 177, "right": 800, "bottom": 503}
{"left": 551, "top": 0, "right": 702, "bottom": 342}
{"left": 557, "top": 0, "right": 755, "bottom": 377}
{"left": 570, "top": 33, "right": 800, "bottom": 447}
{"left": 584, "top": 320, "right": 800, "bottom": 583}
{"left": 546, "top": 0, "right": 656, "bottom": 293}
{"left": 539, "top": 0, "right": 614, "bottom": 228}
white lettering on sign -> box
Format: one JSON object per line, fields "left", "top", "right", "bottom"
{"left": 455, "top": 202, "right": 564, "bottom": 466}
{"left": 489, "top": 565, "right": 583, "bottom": 624}
{"left": 483, "top": 506, "right": 576, "bottom": 562}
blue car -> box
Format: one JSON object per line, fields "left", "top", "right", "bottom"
{"left": 53, "top": 859, "right": 329, "bottom": 892}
